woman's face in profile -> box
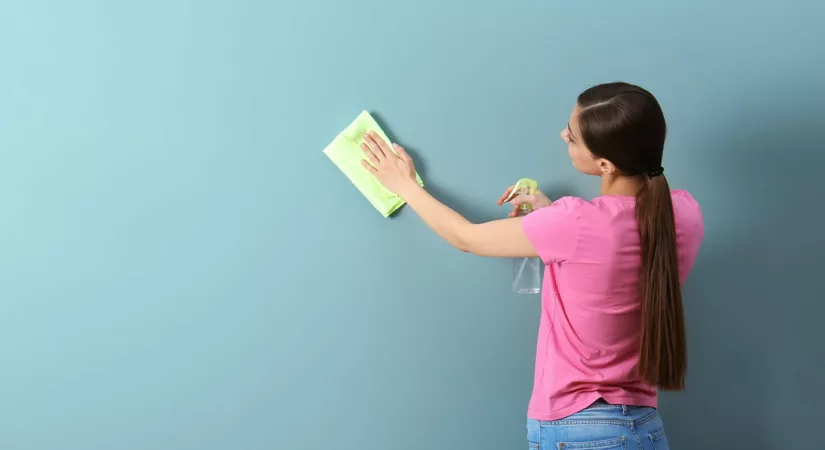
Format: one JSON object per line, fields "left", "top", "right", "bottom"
{"left": 561, "top": 104, "right": 601, "bottom": 176}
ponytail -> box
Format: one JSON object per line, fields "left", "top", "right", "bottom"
{"left": 576, "top": 81, "right": 686, "bottom": 390}
{"left": 635, "top": 174, "right": 686, "bottom": 390}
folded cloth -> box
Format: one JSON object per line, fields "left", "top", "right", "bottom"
{"left": 323, "top": 110, "right": 424, "bottom": 217}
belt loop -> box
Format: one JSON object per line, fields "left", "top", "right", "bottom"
{"left": 622, "top": 405, "right": 628, "bottom": 416}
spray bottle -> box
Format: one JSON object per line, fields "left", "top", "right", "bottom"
{"left": 507, "top": 178, "right": 542, "bottom": 294}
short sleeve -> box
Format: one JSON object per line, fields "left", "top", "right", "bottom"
{"left": 521, "top": 196, "right": 581, "bottom": 263}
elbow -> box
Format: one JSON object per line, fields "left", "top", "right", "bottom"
{"left": 450, "top": 224, "right": 478, "bottom": 254}
{"left": 453, "top": 235, "right": 471, "bottom": 253}
{"left": 454, "top": 237, "right": 475, "bottom": 254}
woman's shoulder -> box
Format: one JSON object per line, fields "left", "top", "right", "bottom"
{"left": 670, "top": 189, "right": 702, "bottom": 214}
{"left": 549, "top": 196, "right": 590, "bottom": 209}
{"left": 670, "top": 188, "right": 698, "bottom": 202}
{"left": 551, "top": 190, "right": 701, "bottom": 214}
{"left": 670, "top": 189, "right": 704, "bottom": 235}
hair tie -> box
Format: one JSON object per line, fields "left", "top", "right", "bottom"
{"left": 647, "top": 167, "right": 664, "bottom": 177}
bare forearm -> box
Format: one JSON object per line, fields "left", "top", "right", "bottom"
{"left": 400, "top": 183, "right": 474, "bottom": 251}
{"left": 359, "top": 133, "right": 536, "bottom": 258}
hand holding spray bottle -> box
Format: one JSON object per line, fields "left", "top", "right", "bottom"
{"left": 506, "top": 178, "right": 542, "bottom": 294}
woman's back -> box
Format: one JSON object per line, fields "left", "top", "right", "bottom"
{"left": 521, "top": 189, "right": 704, "bottom": 420}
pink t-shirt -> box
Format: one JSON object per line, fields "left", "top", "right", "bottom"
{"left": 521, "top": 190, "right": 704, "bottom": 420}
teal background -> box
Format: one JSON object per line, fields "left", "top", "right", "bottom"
{"left": 1, "top": 1, "right": 823, "bottom": 449}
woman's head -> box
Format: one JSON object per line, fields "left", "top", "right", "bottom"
{"left": 563, "top": 82, "right": 687, "bottom": 391}
{"left": 561, "top": 82, "right": 666, "bottom": 179}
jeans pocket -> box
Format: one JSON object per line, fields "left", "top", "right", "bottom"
{"left": 557, "top": 436, "right": 626, "bottom": 449}
{"left": 649, "top": 428, "right": 669, "bottom": 450}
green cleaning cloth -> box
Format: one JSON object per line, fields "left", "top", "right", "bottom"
{"left": 323, "top": 110, "right": 424, "bottom": 217}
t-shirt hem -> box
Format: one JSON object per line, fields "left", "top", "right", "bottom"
{"left": 527, "top": 394, "right": 658, "bottom": 421}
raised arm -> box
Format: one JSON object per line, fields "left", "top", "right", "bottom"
{"left": 360, "top": 131, "right": 538, "bottom": 258}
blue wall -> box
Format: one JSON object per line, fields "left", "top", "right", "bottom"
{"left": 1, "top": 1, "right": 823, "bottom": 449}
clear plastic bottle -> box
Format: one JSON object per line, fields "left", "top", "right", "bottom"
{"left": 511, "top": 178, "right": 542, "bottom": 294}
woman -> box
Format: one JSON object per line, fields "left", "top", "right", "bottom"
{"left": 360, "top": 82, "right": 704, "bottom": 450}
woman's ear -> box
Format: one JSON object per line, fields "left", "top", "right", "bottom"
{"left": 598, "top": 158, "right": 616, "bottom": 175}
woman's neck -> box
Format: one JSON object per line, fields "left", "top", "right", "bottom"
{"left": 600, "top": 174, "right": 643, "bottom": 197}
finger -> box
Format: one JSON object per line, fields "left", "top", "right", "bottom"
{"left": 361, "top": 159, "right": 378, "bottom": 174}
{"left": 497, "top": 185, "right": 516, "bottom": 205}
{"left": 510, "top": 194, "right": 536, "bottom": 205}
{"left": 363, "top": 133, "right": 386, "bottom": 159}
{"left": 392, "top": 143, "right": 413, "bottom": 165}
{"left": 361, "top": 142, "right": 380, "bottom": 166}
{"left": 368, "top": 131, "right": 394, "bottom": 159}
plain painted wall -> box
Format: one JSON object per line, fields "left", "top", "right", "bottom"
{"left": 1, "top": 1, "right": 823, "bottom": 449}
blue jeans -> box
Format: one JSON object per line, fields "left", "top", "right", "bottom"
{"left": 527, "top": 400, "right": 670, "bottom": 450}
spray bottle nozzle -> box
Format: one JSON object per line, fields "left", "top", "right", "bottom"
{"left": 504, "top": 178, "right": 538, "bottom": 216}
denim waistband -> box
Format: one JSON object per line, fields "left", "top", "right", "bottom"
{"left": 529, "top": 399, "right": 659, "bottom": 427}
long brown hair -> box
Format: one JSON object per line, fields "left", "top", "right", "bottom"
{"left": 577, "top": 82, "right": 686, "bottom": 390}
